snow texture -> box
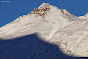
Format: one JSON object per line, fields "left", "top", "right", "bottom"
{"left": 0, "top": 3, "right": 88, "bottom": 57}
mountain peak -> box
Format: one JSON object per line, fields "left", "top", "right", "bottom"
{"left": 29, "top": 3, "right": 51, "bottom": 18}
{"left": 29, "top": 3, "right": 73, "bottom": 20}
{"left": 1, "top": 3, "right": 88, "bottom": 57}
{"left": 38, "top": 3, "right": 50, "bottom": 9}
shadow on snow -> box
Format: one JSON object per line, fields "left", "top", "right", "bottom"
{"left": 0, "top": 34, "right": 86, "bottom": 59}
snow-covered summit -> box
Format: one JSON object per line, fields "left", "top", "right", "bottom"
{"left": 0, "top": 3, "right": 75, "bottom": 39}
{"left": 0, "top": 3, "right": 88, "bottom": 57}
{"left": 38, "top": 3, "right": 50, "bottom": 9}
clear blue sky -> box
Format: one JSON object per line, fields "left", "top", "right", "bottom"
{"left": 0, "top": 0, "right": 88, "bottom": 27}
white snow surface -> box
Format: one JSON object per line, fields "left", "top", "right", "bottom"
{"left": 0, "top": 3, "right": 88, "bottom": 57}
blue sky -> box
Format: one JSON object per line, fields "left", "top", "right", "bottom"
{"left": 0, "top": 0, "right": 88, "bottom": 27}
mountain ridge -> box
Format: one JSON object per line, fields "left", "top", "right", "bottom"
{"left": 0, "top": 3, "right": 88, "bottom": 57}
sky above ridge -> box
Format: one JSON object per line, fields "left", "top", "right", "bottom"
{"left": 0, "top": 0, "right": 88, "bottom": 27}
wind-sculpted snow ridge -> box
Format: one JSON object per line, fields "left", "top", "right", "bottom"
{"left": 0, "top": 3, "right": 88, "bottom": 57}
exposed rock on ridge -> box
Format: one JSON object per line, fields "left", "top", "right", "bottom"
{"left": 0, "top": 3, "right": 88, "bottom": 57}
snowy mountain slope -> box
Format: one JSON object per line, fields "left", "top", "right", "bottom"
{"left": 0, "top": 3, "right": 79, "bottom": 39}
{"left": 0, "top": 3, "right": 88, "bottom": 57}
